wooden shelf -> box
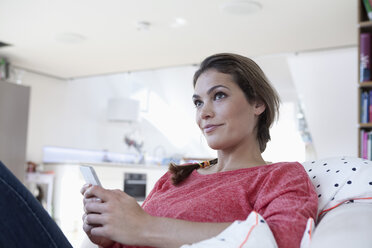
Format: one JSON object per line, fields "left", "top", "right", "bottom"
{"left": 359, "top": 21, "right": 372, "bottom": 28}
{"left": 360, "top": 123, "right": 372, "bottom": 128}
{"left": 359, "top": 81, "right": 372, "bottom": 87}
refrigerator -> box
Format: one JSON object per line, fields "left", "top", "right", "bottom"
{"left": 0, "top": 80, "right": 30, "bottom": 183}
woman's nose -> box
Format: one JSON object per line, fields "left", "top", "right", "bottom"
{"left": 199, "top": 102, "right": 214, "bottom": 119}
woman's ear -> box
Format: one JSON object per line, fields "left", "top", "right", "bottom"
{"left": 253, "top": 101, "right": 266, "bottom": 116}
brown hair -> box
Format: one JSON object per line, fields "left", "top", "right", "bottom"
{"left": 169, "top": 159, "right": 218, "bottom": 185}
{"left": 169, "top": 53, "right": 280, "bottom": 185}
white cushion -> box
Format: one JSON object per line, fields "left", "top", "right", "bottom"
{"left": 300, "top": 217, "right": 315, "bottom": 248}
{"left": 180, "top": 211, "right": 277, "bottom": 248}
{"left": 309, "top": 203, "right": 372, "bottom": 248}
{"left": 181, "top": 211, "right": 316, "bottom": 248}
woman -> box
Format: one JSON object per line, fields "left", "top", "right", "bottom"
{"left": 81, "top": 53, "right": 318, "bottom": 248}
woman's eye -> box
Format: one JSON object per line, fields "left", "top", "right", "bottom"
{"left": 214, "top": 92, "right": 227, "bottom": 100}
{"left": 193, "top": 100, "right": 203, "bottom": 107}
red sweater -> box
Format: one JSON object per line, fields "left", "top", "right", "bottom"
{"left": 112, "top": 162, "right": 318, "bottom": 248}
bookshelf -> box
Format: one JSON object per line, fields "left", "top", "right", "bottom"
{"left": 358, "top": 0, "right": 372, "bottom": 159}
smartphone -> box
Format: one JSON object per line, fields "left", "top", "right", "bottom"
{"left": 80, "top": 165, "right": 102, "bottom": 186}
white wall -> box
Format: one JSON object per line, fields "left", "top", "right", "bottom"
{"left": 288, "top": 47, "right": 358, "bottom": 159}
{"left": 22, "top": 72, "right": 69, "bottom": 163}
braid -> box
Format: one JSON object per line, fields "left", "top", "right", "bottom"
{"left": 168, "top": 159, "right": 218, "bottom": 185}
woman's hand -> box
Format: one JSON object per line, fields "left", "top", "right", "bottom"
{"left": 81, "top": 184, "right": 115, "bottom": 247}
{"left": 81, "top": 184, "right": 152, "bottom": 246}
{"left": 81, "top": 185, "right": 231, "bottom": 248}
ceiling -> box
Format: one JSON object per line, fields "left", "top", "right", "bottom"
{"left": 0, "top": 0, "right": 357, "bottom": 80}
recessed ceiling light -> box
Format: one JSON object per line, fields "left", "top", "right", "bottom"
{"left": 136, "top": 21, "right": 151, "bottom": 31}
{"left": 221, "top": 0, "right": 262, "bottom": 15}
{"left": 170, "top": 18, "right": 187, "bottom": 28}
{"left": 55, "top": 33, "right": 86, "bottom": 44}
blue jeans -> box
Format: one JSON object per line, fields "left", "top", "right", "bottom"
{"left": 0, "top": 161, "right": 73, "bottom": 248}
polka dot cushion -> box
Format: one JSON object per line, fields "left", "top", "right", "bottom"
{"left": 301, "top": 156, "right": 372, "bottom": 220}
{"left": 180, "top": 211, "right": 278, "bottom": 248}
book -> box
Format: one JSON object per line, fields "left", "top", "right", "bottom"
{"left": 367, "top": 132, "right": 372, "bottom": 160}
{"left": 363, "top": 0, "right": 372, "bottom": 21}
{"left": 369, "top": 91, "right": 372, "bottom": 122}
{"left": 361, "top": 129, "right": 365, "bottom": 158}
{"left": 360, "top": 33, "right": 371, "bottom": 82}
{"left": 366, "top": 132, "right": 372, "bottom": 159}
{"left": 363, "top": 131, "right": 368, "bottom": 159}
{"left": 361, "top": 91, "right": 369, "bottom": 123}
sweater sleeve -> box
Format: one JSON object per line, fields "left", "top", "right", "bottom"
{"left": 254, "top": 162, "right": 318, "bottom": 248}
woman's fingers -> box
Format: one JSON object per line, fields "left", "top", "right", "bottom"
{"left": 85, "top": 213, "right": 106, "bottom": 225}
{"left": 83, "top": 196, "right": 102, "bottom": 206}
{"left": 82, "top": 213, "right": 96, "bottom": 234}
{"left": 84, "top": 185, "right": 109, "bottom": 202}
{"left": 85, "top": 201, "right": 106, "bottom": 214}
{"left": 83, "top": 220, "right": 93, "bottom": 233}
{"left": 82, "top": 185, "right": 104, "bottom": 208}
{"left": 80, "top": 183, "right": 92, "bottom": 195}
{"left": 83, "top": 212, "right": 106, "bottom": 231}
{"left": 90, "top": 225, "right": 110, "bottom": 238}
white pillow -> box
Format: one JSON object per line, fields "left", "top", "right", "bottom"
{"left": 310, "top": 202, "right": 372, "bottom": 248}
{"left": 180, "top": 212, "right": 315, "bottom": 248}
{"left": 180, "top": 211, "right": 278, "bottom": 248}
{"left": 300, "top": 217, "right": 315, "bottom": 248}
{"left": 301, "top": 156, "right": 372, "bottom": 221}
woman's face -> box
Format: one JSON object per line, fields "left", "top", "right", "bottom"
{"left": 193, "top": 69, "right": 265, "bottom": 150}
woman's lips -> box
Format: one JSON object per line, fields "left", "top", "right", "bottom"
{"left": 203, "top": 124, "right": 223, "bottom": 134}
